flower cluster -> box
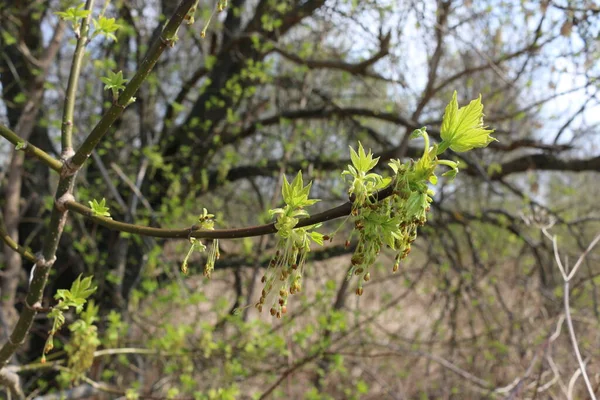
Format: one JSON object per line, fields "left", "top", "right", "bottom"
{"left": 256, "top": 172, "right": 323, "bottom": 318}
{"left": 175, "top": 92, "right": 493, "bottom": 316}
{"left": 341, "top": 92, "right": 495, "bottom": 296}
{"left": 253, "top": 92, "right": 494, "bottom": 312}
{"left": 59, "top": 301, "right": 100, "bottom": 385}
{"left": 181, "top": 208, "right": 220, "bottom": 278}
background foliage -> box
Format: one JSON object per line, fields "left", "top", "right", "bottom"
{"left": 1, "top": 0, "right": 599, "bottom": 399}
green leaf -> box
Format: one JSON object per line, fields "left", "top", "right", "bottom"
{"left": 349, "top": 142, "right": 379, "bottom": 173}
{"left": 291, "top": 170, "right": 304, "bottom": 199}
{"left": 349, "top": 146, "right": 360, "bottom": 171}
{"left": 282, "top": 174, "right": 292, "bottom": 205}
{"left": 13, "top": 92, "right": 26, "bottom": 105}
{"left": 1, "top": 31, "right": 16, "bottom": 46}
{"left": 55, "top": 4, "right": 91, "bottom": 23}
{"left": 410, "top": 127, "right": 427, "bottom": 139}
{"left": 100, "top": 70, "right": 127, "bottom": 94}
{"left": 442, "top": 168, "right": 458, "bottom": 180}
{"left": 309, "top": 231, "right": 324, "bottom": 245}
{"left": 53, "top": 275, "right": 97, "bottom": 315}
{"left": 70, "top": 275, "right": 97, "bottom": 301}
{"left": 55, "top": 4, "right": 91, "bottom": 33}
{"left": 281, "top": 171, "right": 320, "bottom": 208}
{"left": 92, "top": 16, "right": 121, "bottom": 42}
{"left": 88, "top": 198, "right": 111, "bottom": 218}
{"left": 440, "top": 91, "right": 496, "bottom": 153}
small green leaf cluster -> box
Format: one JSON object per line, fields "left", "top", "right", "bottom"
{"left": 55, "top": 4, "right": 90, "bottom": 36}
{"left": 100, "top": 70, "right": 129, "bottom": 103}
{"left": 256, "top": 172, "right": 323, "bottom": 318}
{"left": 341, "top": 142, "right": 391, "bottom": 207}
{"left": 181, "top": 208, "right": 220, "bottom": 278}
{"left": 56, "top": 3, "right": 121, "bottom": 40}
{"left": 43, "top": 275, "right": 97, "bottom": 363}
{"left": 92, "top": 16, "right": 121, "bottom": 42}
{"left": 88, "top": 197, "right": 111, "bottom": 218}
{"left": 102, "top": 310, "right": 127, "bottom": 348}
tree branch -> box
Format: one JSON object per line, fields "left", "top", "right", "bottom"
{"left": 0, "top": 124, "right": 62, "bottom": 172}
{"left": 484, "top": 154, "right": 600, "bottom": 180}
{"left": 0, "top": 219, "right": 36, "bottom": 264}
{"left": 271, "top": 31, "right": 390, "bottom": 76}
{"left": 60, "top": 0, "right": 94, "bottom": 151}
{"left": 70, "top": 0, "right": 197, "bottom": 168}
{"left": 0, "top": 0, "right": 198, "bottom": 373}
{"left": 63, "top": 183, "right": 394, "bottom": 240}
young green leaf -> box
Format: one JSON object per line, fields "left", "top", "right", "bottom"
{"left": 55, "top": 4, "right": 91, "bottom": 35}
{"left": 281, "top": 171, "right": 320, "bottom": 208}
{"left": 68, "top": 275, "right": 98, "bottom": 312}
{"left": 92, "top": 16, "right": 121, "bottom": 42}
{"left": 439, "top": 91, "right": 496, "bottom": 153}
{"left": 410, "top": 127, "right": 427, "bottom": 139}
{"left": 350, "top": 141, "right": 380, "bottom": 173}
{"left": 100, "top": 70, "right": 128, "bottom": 101}
{"left": 89, "top": 198, "right": 111, "bottom": 218}
{"left": 309, "top": 231, "right": 324, "bottom": 245}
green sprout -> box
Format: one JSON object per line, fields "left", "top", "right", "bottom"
{"left": 100, "top": 70, "right": 127, "bottom": 102}
{"left": 88, "top": 198, "right": 111, "bottom": 218}
{"left": 181, "top": 208, "right": 220, "bottom": 278}
{"left": 15, "top": 141, "right": 27, "bottom": 151}
{"left": 92, "top": 16, "right": 121, "bottom": 42}
{"left": 342, "top": 141, "right": 390, "bottom": 208}
{"left": 55, "top": 4, "right": 91, "bottom": 37}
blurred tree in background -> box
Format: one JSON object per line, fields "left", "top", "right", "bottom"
{"left": 0, "top": 0, "right": 599, "bottom": 398}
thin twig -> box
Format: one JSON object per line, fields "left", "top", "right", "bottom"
{"left": 564, "top": 280, "right": 596, "bottom": 399}
{"left": 543, "top": 228, "right": 600, "bottom": 400}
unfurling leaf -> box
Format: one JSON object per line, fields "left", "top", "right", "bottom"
{"left": 89, "top": 198, "right": 111, "bottom": 218}
{"left": 440, "top": 91, "right": 496, "bottom": 153}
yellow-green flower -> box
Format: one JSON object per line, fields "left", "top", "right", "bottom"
{"left": 440, "top": 91, "right": 496, "bottom": 152}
